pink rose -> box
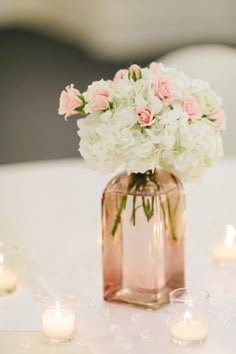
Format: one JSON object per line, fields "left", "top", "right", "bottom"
{"left": 84, "top": 81, "right": 112, "bottom": 113}
{"left": 149, "top": 62, "right": 159, "bottom": 71}
{"left": 113, "top": 69, "right": 128, "bottom": 82}
{"left": 153, "top": 76, "right": 174, "bottom": 103}
{"left": 135, "top": 106, "right": 154, "bottom": 127}
{"left": 181, "top": 97, "right": 201, "bottom": 120}
{"left": 128, "top": 64, "right": 142, "bottom": 80}
{"left": 208, "top": 108, "right": 226, "bottom": 129}
{"left": 58, "top": 84, "right": 83, "bottom": 120}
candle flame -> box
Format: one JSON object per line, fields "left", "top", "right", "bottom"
{"left": 224, "top": 225, "right": 235, "bottom": 246}
{"left": 0, "top": 254, "right": 4, "bottom": 272}
{"left": 55, "top": 300, "right": 60, "bottom": 311}
{"left": 184, "top": 311, "right": 192, "bottom": 323}
{"left": 55, "top": 300, "right": 62, "bottom": 318}
{"left": 0, "top": 254, "right": 4, "bottom": 266}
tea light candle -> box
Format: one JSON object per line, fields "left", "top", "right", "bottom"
{"left": 213, "top": 224, "right": 236, "bottom": 263}
{"left": 169, "top": 288, "right": 209, "bottom": 346}
{"left": 171, "top": 311, "right": 208, "bottom": 343}
{"left": 41, "top": 300, "right": 75, "bottom": 344}
{"left": 0, "top": 254, "right": 17, "bottom": 294}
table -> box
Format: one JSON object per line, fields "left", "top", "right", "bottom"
{"left": 0, "top": 158, "right": 236, "bottom": 353}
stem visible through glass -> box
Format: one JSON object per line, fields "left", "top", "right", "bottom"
{"left": 111, "top": 171, "right": 178, "bottom": 241}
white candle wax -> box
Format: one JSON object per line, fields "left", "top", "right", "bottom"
{"left": 42, "top": 305, "right": 75, "bottom": 340}
{"left": 0, "top": 254, "right": 17, "bottom": 293}
{"left": 171, "top": 319, "right": 208, "bottom": 342}
{"left": 213, "top": 225, "right": 236, "bottom": 263}
{"left": 0, "top": 270, "right": 17, "bottom": 293}
{"left": 213, "top": 243, "right": 236, "bottom": 262}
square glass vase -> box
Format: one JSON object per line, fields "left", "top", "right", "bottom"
{"left": 101, "top": 169, "right": 185, "bottom": 309}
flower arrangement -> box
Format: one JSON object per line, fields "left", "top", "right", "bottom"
{"left": 59, "top": 63, "right": 225, "bottom": 239}
{"left": 59, "top": 62, "right": 225, "bottom": 182}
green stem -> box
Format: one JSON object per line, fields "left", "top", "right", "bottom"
{"left": 111, "top": 171, "right": 178, "bottom": 241}
{"left": 149, "top": 173, "right": 160, "bottom": 191}
{"left": 171, "top": 174, "right": 181, "bottom": 215}
{"left": 111, "top": 193, "right": 127, "bottom": 237}
{"left": 160, "top": 196, "right": 167, "bottom": 229}
{"left": 166, "top": 194, "right": 177, "bottom": 241}
{"left": 149, "top": 173, "right": 167, "bottom": 228}
{"left": 111, "top": 176, "right": 136, "bottom": 237}
{"left": 130, "top": 195, "right": 136, "bottom": 225}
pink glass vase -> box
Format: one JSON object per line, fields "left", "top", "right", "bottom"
{"left": 101, "top": 169, "right": 185, "bottom": 309}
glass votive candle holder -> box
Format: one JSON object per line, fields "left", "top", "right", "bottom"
{"left": 213, "top": 224, "right": 236, "bottom": 265}
{"left": 169, "top": 288, "right": 209, "bottom": 346}
{"left": 0, "top": 242, "right": 18, "bottom": 295}
{"left": 39, "top": 295, "right": 76, "bottom": 344}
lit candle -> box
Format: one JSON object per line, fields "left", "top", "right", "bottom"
{"left": 171, "top": 310, "right": 208, "bottom": 343}
{"left": 170, "top": 288, "right": 209, "bottom": 346}
{"left": 0, "top": 254, "right": 17, "bottom": 294}
{"left": 213, "top": 224, "right": 236, "bottom": 263}
{"left": 41, "top": 299, "right": 75, "bottom": 344}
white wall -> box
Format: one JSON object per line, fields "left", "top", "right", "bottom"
{"left": 0, "top": 0, "right": 235, "bottom": 60}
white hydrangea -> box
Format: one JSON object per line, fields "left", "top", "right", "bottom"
{"left": 74, "top": 63, "right": 225, "bottom": 181}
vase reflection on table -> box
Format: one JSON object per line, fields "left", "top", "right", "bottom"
{"left": 102, "top": 169, "right": 185, "bottom": 309}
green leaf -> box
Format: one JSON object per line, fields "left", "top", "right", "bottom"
{"left": 78, "top": 95, "right": 86, "bottom": 103}
{"left": 74, "top": 105, "right": 85, "bottom": 113}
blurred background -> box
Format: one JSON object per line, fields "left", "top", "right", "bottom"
{"left": 0, "top": 0, "right": 236, "bottom": 164}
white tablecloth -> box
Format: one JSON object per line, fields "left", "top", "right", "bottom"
{"left": 0, "top": 158, "right": 236, "bottom": 354}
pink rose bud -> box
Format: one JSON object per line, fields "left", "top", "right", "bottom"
{"left": 128, "top": 64, "right": 142, "bottom": 81}
{"left": 135, "top": 106, "right": 154, "bottom": 127}
{"left": 153, "top": 76, "right": 174, "bottom": 103}
{"left": 208, "top": 108, "right": 226, "bottom": 129}
{"left": 181, "top": 97, "right": 201, "bottom": 120}
{"left": 113, "top": 69, "right": 128, "bottom": 82}
{"left": 84, "top": 82, "right": 112, "bottom": 114}
{"left": 58, "top": 84, "right": 83, "bottom": 120}
{"left": 149, "top": 62, "right": 159, "bottom": 71}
